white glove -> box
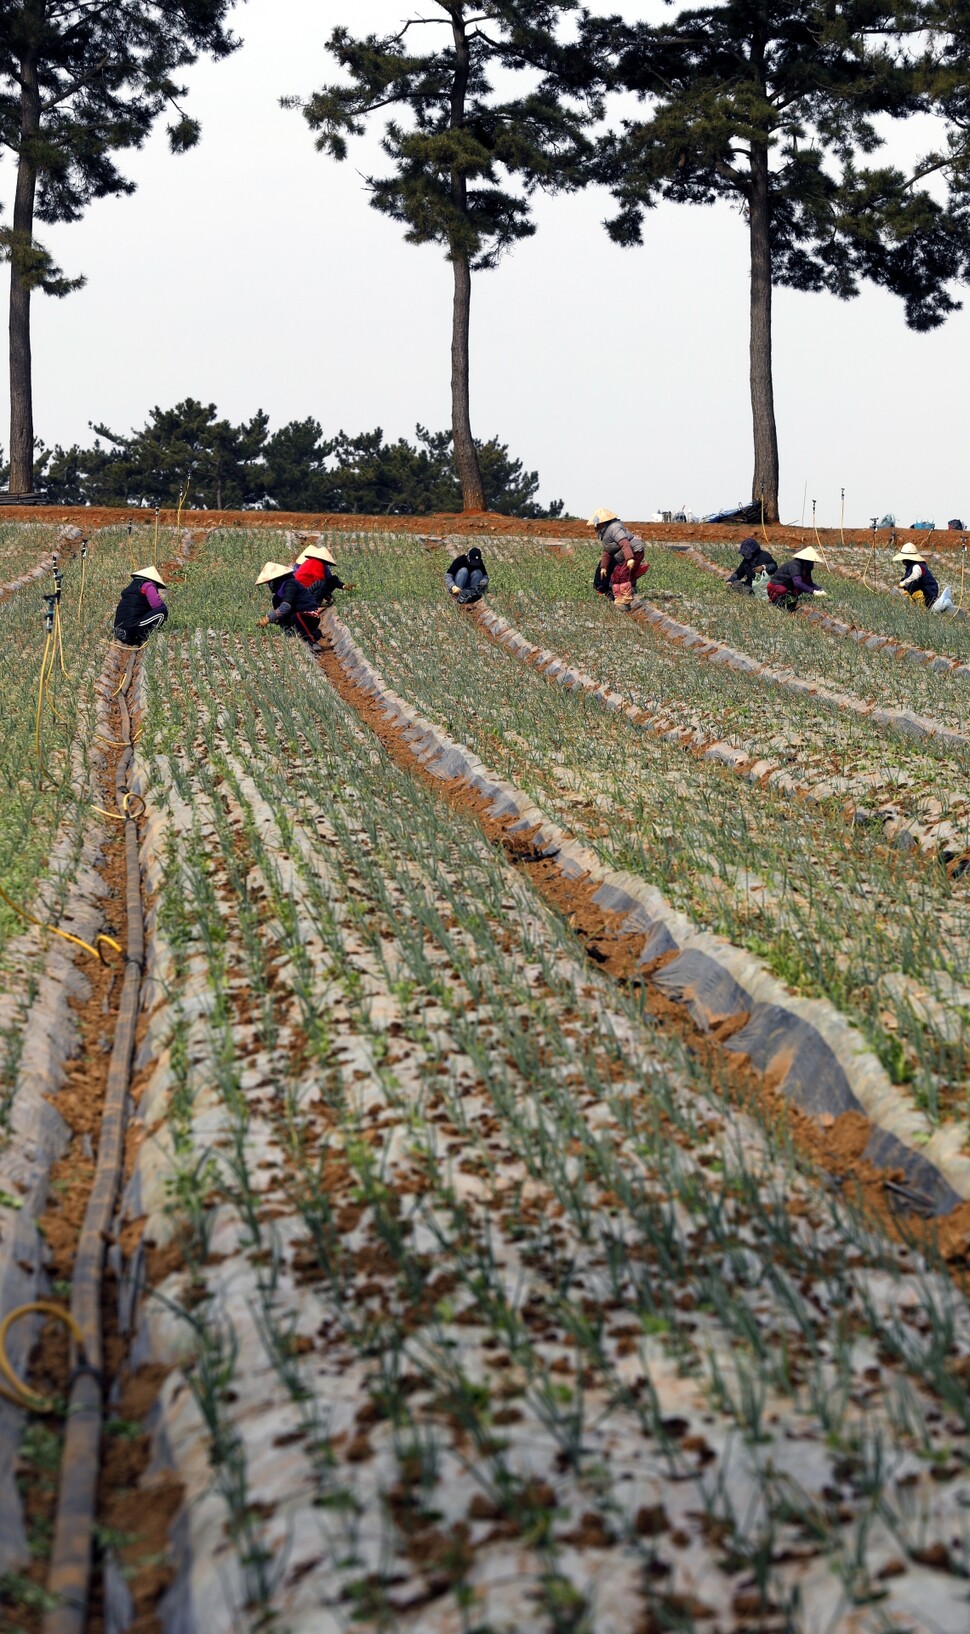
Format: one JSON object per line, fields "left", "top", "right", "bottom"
{"left": 814, "top": 589, "right": 828, "bottom": 598}
{"left": 451, "top": 584, "right": 460, "bottom": 596}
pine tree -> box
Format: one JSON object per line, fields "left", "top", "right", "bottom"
{"left": 588, "top": 1, "right": 968, "bottom": 521}
{"left": 0, "top": 1, "right": 240, "bottom": 494}
{"left": 84, "top": 398, "right": 268, "bottom": 508}
{"left": 294, "top": 2, "right": 593, "bottom": 512}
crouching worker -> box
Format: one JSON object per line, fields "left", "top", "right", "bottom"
{"left": 113, "top": 566, "right": 168, "bottom": 646}
{"left": 728, "top": 536, "right": 777, "bottom": 593}
{"left": 295, "top": 543, "right": 345, "bottom": 608}
{"left": 589, "top": 508, "right": 649, "bottom": 606}
{"left": 445, "top": 546, "right": 489, "bottom": 604}
{"left": 255, "top": 561, "right": 321, "bottom": 647}
{"left": 767, "top": 546, "right": 828, "bottom": 611}
{"left": 892, "top": 542, "right": 954, "bottom": 612}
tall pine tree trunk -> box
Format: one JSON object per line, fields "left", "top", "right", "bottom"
{"left": 8, "top": 45, "right": 41, "bottom": 495}
{"left": 451, "top": 252, "right": 484, "bottom": 512}
{"left": 748, "top": 140, "right": 779, "bottom": 523}
{"left": 449, "top": 7, "right": 486, "bottom": 513}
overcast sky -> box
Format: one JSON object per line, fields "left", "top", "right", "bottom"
{"left": 1, "top": 0, "right": 965, "bottom": 525}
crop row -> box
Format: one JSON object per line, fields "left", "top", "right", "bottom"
{"left": 118, "top": 550, "right": 970, "bottom": 1631}
{"left": 0, "top": 526, "right": 175, "bottom": 957}
{"left": 0, "top": 522, "right": 63, "bottom": 590}
{"left": 337, "top": 581, "right": 970, "bottom": 1134}
{"left": 684, "top": 545, "right": 970, "bottom": 675}
{"left": 475, "top": 595, "right": 970, "bottom": 863}
{"left": 358, "top": 533, "right": 970, "bottom": 731}
{"left": 647, "top": 551, "right": 970, "bottom": 728}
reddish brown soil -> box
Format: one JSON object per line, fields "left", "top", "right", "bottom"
{"left": 314, "top": 630, "right": 970, "bottom": 1267}
{"left": 4, "top": 505, "right": 969, "bottom": 552}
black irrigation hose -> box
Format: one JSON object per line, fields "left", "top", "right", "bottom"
{"left": 44, "top": 651, "right": 144, "bottom": 1634}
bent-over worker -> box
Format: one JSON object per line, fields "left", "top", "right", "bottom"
{"left": 767, "top": 546, "right": 828, "bottom": 611}
{"left": 589, "top": 508, "right": 648, "bottom": 606}
{"left": 445, "top": 546, "right": 489, "bottom": 604}
{"left": 113, "top": 566, "right": 168, "bottom": 647}
{"left": 294, "top": 543, "right": 345, "bottom": 608}
{"left": 728, "top": 536, "right": 778, "bottom": 593}
{"left": 255, "top": 561, "right": 322, "bottom": 647}
{"left": 892, "top": 542, "right": 954, "bottom": 612}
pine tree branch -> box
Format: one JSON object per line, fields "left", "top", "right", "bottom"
{"left": 715, "top": 157, "right": 748, "bottom": 191}
{"left": 41, "top": 55, "right": 111, "bottom": 113}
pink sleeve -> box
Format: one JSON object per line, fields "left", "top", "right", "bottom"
{"left": 141, "top": 582, "right": 164, "bottom": 610}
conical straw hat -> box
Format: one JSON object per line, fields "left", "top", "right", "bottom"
{"left": 256, "top": 561, "right": 292, "bottom": 586}
{"left": 792, "top": 545, "right": 822, "bottom": 563}
{"left": 297, "top": 544, "right": 336, "bottom": 565}
{"left": 587, "top": 508, "right": 619, "bottom": 527}
{"left": 132, "top": 565, "right": 166, "bottom": 587}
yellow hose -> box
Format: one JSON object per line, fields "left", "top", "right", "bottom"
{"left": 34, "top": 632, "right": 54, "bottom": 763}
{"left": 0, "top": 1303, "right": 86, "bottom": 1413}
{"left": 54, "top": 602, "right": 71, "bottom": 679}
{"left": 862, "top": 520, "right": 877, "bottom": 589}
{"left": 94, "top": 730, "right": 142, "bottom": 748}
{"left": 91, "top": 793, "right": 146, "bottom": 822}
{"left": 0, "top": 882, "right": 122, "bottom": 964}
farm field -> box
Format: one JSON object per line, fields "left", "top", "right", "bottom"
{"left": 648, "top": 548, "right": 970, "bottom": 730}
{"left": 2, "top": 523, "right": 970, "bottom": 1634}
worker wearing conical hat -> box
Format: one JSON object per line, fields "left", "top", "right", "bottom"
{"left": 892, "top": 541, "right": 953, "bottom": 612}
{"left": 255, "top": 561, "right": 323, "bottom": 648}
{"left": 113, "top": 565, "right": 168, "bottom": 647}
{"left": 293, "top": 543, "right": 345, "bottom": 608}
{"left": 766, "top": 545, "right": 828, "bottom": 611}
{"left": 587, "top": 508, "right": 649, "bottom": 607}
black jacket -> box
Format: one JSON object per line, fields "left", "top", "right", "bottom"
{"left": 445, "top": 549, "right": 488, "bottom": 583}
{"left": 900, "top": 560, "right": 939, "bottom": 603}
{"left": 771, "top": 558, "right": 818, "bottom": 595}
{"left": 730, "top": 541, "right": 777, "bottom": 585}
{"left": 269, "top": 574, "right": 321, "bottom": 625}
{"left": 114, "top": 578, "right": 166, "bottom": 633}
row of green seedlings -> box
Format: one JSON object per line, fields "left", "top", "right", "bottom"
{"left": 338, "top": 531, "right": 970, "bottom": 853}
{"left": 0, "top": 538, "right": 153, "bottom": 1158}
{"left": 337, "top": 529, "right": 970, "bottom": 753}
{"left": 0, "top": 537, "right": 128, "bottom": 952}
{"left": 627, "top": 595, "right": 970, "bottom": 771}
{"left": 641, "top": 549, "right": 970, "bottom": 732}
{"left": 692, "top": 542, "right": 970, "bottom": 664}
{"left": 225, "top": 637, "right": 970, "bottom": 1611}
{"left": 0, "top": 521, "right": 63, "bottom": 586}
{"left": 340, "top": 594, "right": 970, "bottom": 1122}
{"left": 145, "top": 625, "right": 970, "bottom": 1629}
{"left": 477, "top": 596, "right": 970, "bottom": 867}
{"left": 194, "top": 637, "right": 666, "bottom": 1620}
{"left": 150, "top": 678, "right": 638, "bottom": 1629}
